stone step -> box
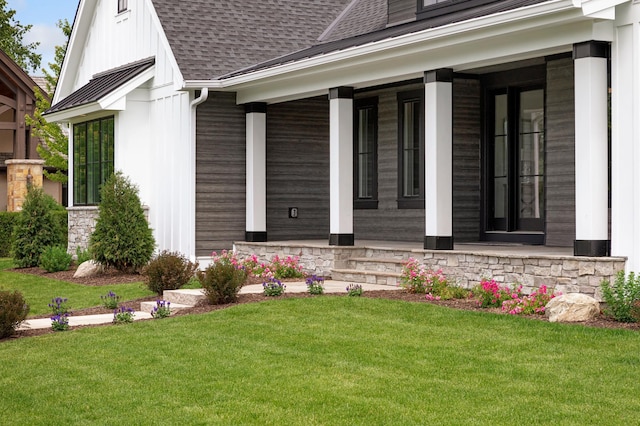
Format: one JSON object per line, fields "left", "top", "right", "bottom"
{"left": 346, "top": 257, "right": 407, "bottom": 273}
{"left": 162, "top": 289, "right": 207, "bottom": 306}
{"left": 139, "top": 301, "right": 193, "bottom": 315}
{"left": 331, "top": 268, "right": 401, "bottom": 287}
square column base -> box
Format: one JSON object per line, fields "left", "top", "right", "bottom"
{"left": 574, "top": 239, "right": 610, "bottom": 257}
{"left": 424, "top": 236, "right": 454, "bottom": 250}
{"left": 245, "top": 231, "right": 267, "bottom": 242}
{"left": 329, "top": 233, "right": 354, "bottom": 246}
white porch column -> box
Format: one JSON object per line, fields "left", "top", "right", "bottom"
{"left": 573, "top": 41, "right": 610, "bottom": 257}
{"left": 424, "top": 69, "right": 454, "bottom": 250}
{"left": 328, "top": 87, "right": 354, "bottom": 246}
{"left": 612, "top": 17, "right": 640, "bottom": 270}
{"left": 245, "top": 102, "right": 267, "bottom": 242}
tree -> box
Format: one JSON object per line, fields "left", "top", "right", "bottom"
{"left": 90, "top": 172, "right": 156, "bottom": 273}
{"left": 26, "top": 20, "right": 71, "bottom": 183}
{"left": 0, "top": 0, "right": 41, "bottom": 72}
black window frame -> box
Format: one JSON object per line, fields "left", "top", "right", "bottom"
{"left": 354, "top": 97, "right": 379, "bottom": 209}
{"left": 417, "top": 0, "right": 500, "bottom": 20}
{"left": 73, "top": 116, "right": 115, "bottom": 206}
{"left": 117, "top": 0, "right": 128, "bottom": 13}
{"left": 397, "top": 89, "right": 425, "bottom": 209}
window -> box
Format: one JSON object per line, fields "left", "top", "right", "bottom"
{"left": 354, "top": 98, "right": 378, "bottom": 209}
{"left": 73, "top": 116, "right": 114, "bottom": 205}
{"left": 417, "top": 0, "right": 499, "bottom": 20}
{"left": 397, "top": 90, "right": 424, "bottom": 209}
{"left": 118, "top": 0, "right": 128, "bottom": 13}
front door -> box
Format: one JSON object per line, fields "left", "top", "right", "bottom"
{"left": 485, "top": 86, "right": 545, "bottom": 242}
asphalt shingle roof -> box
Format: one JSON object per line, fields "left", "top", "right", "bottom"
{"left": 219, "top": 0, "right": 548, "bottom": 79}
{"left": 46, "top": 57, "right": 155, "bottom": 114}
{"left": 150, "top": 0, "right": 355, "bottom": 80}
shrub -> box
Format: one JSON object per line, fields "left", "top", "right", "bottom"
{"left": 263, "top": 278, "right": 286, "bottom": 297}
{"left": 101, "top": 291, "right": 120, "bottom": 309}
{"left": 601, "top": 271, "right": 640, "bottom": 322}
{"left": 239, "top": 254, "right": 273, "bottom": 279}
{"left": 75, "top": 246, "right": 92, "bottom": 264}
{"left": 11, "top": 186, "right": 65, "bottom": 268}
{"left": 306, "top": 275, "right": 325, "bottom": 295}
{"left": 399, "top": 258, "right": 451, "bottom": 295}
{"left": 346, "top": 283, "right": 363, "bottom": 297}
{"left": 113, "top": 307, "right": 135, "bottom": 324}
{"left": 151, "top": 300, "right": 171, "bottom": 319}
{"left": 198, "top": 251, "right": 248, "bottom": 304}
{"left": 0, "top": 212, "right": 18, "bottom": 257}
{"left": 90, "top": 172, "right": 155, "bottom": 272}
{"left": 270, "top": 255, "right": 304, "bottom": 279}
{"left": 142, "top": 251, "right": 198, "bottom": 295}
{"left": 472, "top": 279, "right": 521, "bottom": 308}
{"left": 0, "top": 290, "right": 29, "bottom": 338}
{"left": 39, "top": 245, "right": 72, "bottom": 272}
{"left": 502, "top": 285, "right": 560, "bottom": 315}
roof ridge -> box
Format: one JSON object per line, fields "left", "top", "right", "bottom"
{"left": 317, "top": 0, "right": 361, "bottom": 42}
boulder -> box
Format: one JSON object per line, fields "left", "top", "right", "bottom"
{"left": 73, "top": 260, "right": 103, "bottom": 278}
{"left": 545, "top": 293, "right": 600, "bottom": 323}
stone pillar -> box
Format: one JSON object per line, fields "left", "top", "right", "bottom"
{"left": 245, "top": 102, "right": 268, "bottom": 242}
{"left": 5, "top": 159, "right": 44, "bottom": 212}
{"left": 328, "top": 87, "right": 354, "bottom": 246}
{"left": 573, "top": 41, "right": 610, "bottom": 256}
{"left": 424, "top": 69, "right": 454, "bottom": 250}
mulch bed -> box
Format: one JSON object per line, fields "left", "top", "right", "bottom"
{"left": 3, "top": 266, "right": 639, "bottom": 342}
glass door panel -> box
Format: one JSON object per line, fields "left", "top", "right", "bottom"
{"left": 518, "top": 89, "right": 544, "bottom": 230}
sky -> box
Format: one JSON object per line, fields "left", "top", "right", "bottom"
{"left": 7, "top": 0, "right": 79, "bottom": 75}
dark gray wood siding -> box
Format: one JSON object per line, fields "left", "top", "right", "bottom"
{"left": 266, "top": 97, "right": 330, "bottom": 240}
{"left": 354, "top": 82, "right": 425, "bottom": 242}
{"left": 545, "top": 57, "right": 575, "bottom": 247}
{"left": 195, "top": 92, "right": 246, "bottom": 256}
{"left": 453, "top": 78, "right": 481, "bottom": 241}
{"left": 388, "top": 0, "right": 416, "bottom": 26}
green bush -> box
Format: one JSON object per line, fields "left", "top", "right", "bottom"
{"left": 75, "top": 246, "right": 92, "bottom": 264}
{"left": 0, "top": 212, "right": 18, "bottom": 257}
{"left": 143, "top": 251, "right": 199, "bottom": 295}
{"left": 198, "top": 258, "right": 247, "bottom": 305}
{"left": 90, "top": 172, "right": 155, "bottom": 272}
{"left": 39, "top": 245, "right": 72, "bottom": 272}
{"left": 0, "top": 290, "right": 29, "bottom": 338}
{"left": 601, "top": 271, "right": 640, "bottom": 322}
{"left": 11, "top": 186, "right": 65, "bottom": 268}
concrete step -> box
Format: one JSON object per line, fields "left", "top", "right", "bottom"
{"left": 139, "top": 301, "right": 193, "bottom": 315}
{"left": 162, "top": 289, "right": 207, "bottom": 306}
{"left": 346, "top": 257, "right": 406, "bottom": 274}
{"left": 331, "top": 268, "right": 401, "bottom": 287}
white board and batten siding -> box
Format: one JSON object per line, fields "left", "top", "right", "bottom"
{"left": 64, "top": 0, "right": 195, "bottom": 258}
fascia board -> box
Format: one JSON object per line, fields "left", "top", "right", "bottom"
{"left": 574, "top": 0, "right": 629, "bottom": 17}
{"left": 54, "top": 0, "right": 92, "bottom": 104}
{"left": 44, "top": 102, "right": 103, "bottom": 123}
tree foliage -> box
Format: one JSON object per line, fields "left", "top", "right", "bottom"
{"left": 90, "top": 172, "right": 156, "bottom": 273}
{"left": 26, "top": 20, "right": 72, "bottom": 183}
{"left": 0, "top": 0, "right": 41, "bottom": 72}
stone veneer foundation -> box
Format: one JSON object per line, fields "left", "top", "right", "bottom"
{"left": 67, "top": 205, "right": 149, "bottom": 255}
{"left": 234, "top": 241, "right": 626, "bottom": 300}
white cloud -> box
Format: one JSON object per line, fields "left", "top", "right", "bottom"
{"left": 23, "top": 23, "right": 67, "bottom": 73}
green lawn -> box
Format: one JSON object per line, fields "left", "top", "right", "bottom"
{"left": 0, "top": 258, "right": 153, "bottom": 316}
{"left": 1, "top": 296, "right": 639, "bottom": 424}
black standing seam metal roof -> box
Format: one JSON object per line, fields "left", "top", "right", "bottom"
{"left": 219, "top": 0, "right": 549, "bottom": 80}
{"left": 45, "top": 57, "right": 156, "bottom": 115}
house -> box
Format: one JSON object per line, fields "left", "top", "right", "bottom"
{"left": 0, "top": 49, "right": 63, "bottom": 211}
{"left": 46, "top": 0, "right": 640, "bottom": 295}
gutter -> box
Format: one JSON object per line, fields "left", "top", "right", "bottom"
{"left": 190, "top": 87, "right": 209, "bottom": 108}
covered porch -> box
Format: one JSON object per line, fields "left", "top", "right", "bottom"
{"left": 234, "top": 240, "right": 625, "bottom": 300}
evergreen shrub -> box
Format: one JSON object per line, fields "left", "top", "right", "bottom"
{"left": 11, "top": 186, "right": 65, "bottom": 267}
{"left": 90, "top": 172, "right": 155, "bottom": 272}
{"left": 0, "top": 212, "right": 18, "bottom": 257}
{"left": 39, "top": 245, "right": 72, "bottom": 272}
